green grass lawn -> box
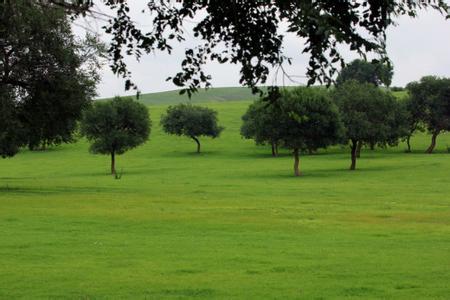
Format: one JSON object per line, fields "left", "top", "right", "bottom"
{"left": 1, "top": 100, "right": 449, "bottom": 299}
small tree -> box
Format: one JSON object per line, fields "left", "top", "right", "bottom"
{"left": 333, "top": 81, "right": 406, "bottom": 170}
{"left": 406, "top": 76, "right": 450, "bottom": 153}
{"left": 80, "top": 96, "right": 151, "bottom": 175}
{"left": 241, "top": 99, "right": 283, "bottom": 156}
{"left": 336, "top": 59, "right": 393, "bottom": 87}
{"left": 160, "top": 104, "right": 223, "bottom": 153}
{"left": 277, "top": 87, "right": 343, "bottom": 176}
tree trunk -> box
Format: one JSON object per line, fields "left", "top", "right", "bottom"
{"left": 111, "top": 151, "right": 116, "bottom": 175}
{"left": 370, "top": 142, "right": 375, "bottom": 150}
{"left": 426, "top": 131, "right": 439, "bottom": 154}
{"left": 293, "top": 148, "right": 301, "bottom": 176}
{"left": 406, "top": 135, "right": 412, "bottom": 153}
{"left": 271, "top": 142, "right": 277, "bottom": 157}
{"left": 191, "top": 136, "right": 201, "bottom": 153}
{"left": 356, "top": 141, "right": 363, "bottom": 158}
{"left": 350, "top": 140, "right": 358, "bottom": 171}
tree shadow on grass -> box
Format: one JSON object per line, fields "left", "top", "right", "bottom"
{"left": 243, "top": 164, "right": 410, "bottom": 180}
{"left": 237, "top": 152, "right": 292, "bottom": 159}
{"left": 159, "top": 150, "right": 223, "bottom": 158}
{"left": 0, "top": 185, "right": 124, "bottom": 195}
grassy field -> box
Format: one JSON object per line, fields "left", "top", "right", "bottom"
{"left": 1, "top": 98, "right": 450, "bottom": 299}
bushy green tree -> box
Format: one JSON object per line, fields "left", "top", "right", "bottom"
{"left": 333, "top": 81, "right": 407, "bottom": 170}
{"left": 336, "top": 59, "right": 393, "bottom": 87}
{"left": 80, "top": 97, "right": 151, "bottom": 175}
{"left": 406, "top": 76, "right": 450, "bottom": 153}
{"left": 241, "top": 99, "right": 283, "bottom": 157}
{"left": 0, "top": 1, "right": 101, "bottom": 153}
{"left": 277, "top": 88, "right": 343, "bottom": 176}
{"left": 160, "top": 104, "right": 223, "bottom": 153}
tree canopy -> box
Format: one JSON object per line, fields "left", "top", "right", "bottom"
{"left": 0, "top": 0, "right": 101, "bottom": 153}
{"left": 406, "top": 76, "right": 450, "bottom": 153}
{"left": 241, "top": 99, "right": 284, "bottom": 157}
{"left": 46, "top": 1, "right": 449, "bottom": 94}
{"left": 160, "top": 104, "right": 223, "bottom": 153}
{"left": 20, "top": 71, "right": 96, "bottom": 150}
{"left": 336, "top": 59, "right": 393, "bottom": 87}
{"left": 80, "top": 97, "right": 151, "bottom": 175}
{"left": 277, "top": 87, "right": 343, "bottom": 176}
{"left": 333, "top": 80, "right": 407, "bottom": 170}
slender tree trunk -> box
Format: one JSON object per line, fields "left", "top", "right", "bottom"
{"left": 356, "top": 141, "right": 363, "bottom": 158}
{"left": 111, "top": 151, "right": 116, "bottom": 175}
{"left": 350, "top": 140, "right": 358, "bottom": 171}
{"left": 191, "top": 136, "right": 201, "bottom": 153}
{"left": 293, "top": 148, "right": 301, "bottom": 176}
{"left": 369, "top": 142, "right": 375, "bottom": 150}
{"left": 271, "top": 142, "right": 277, "bottom": 157}
{"left": 426, "top": 131, "right": 440, "bottom": 154}
{"left": 406, "top": 135, "right": 412, "bottom": 153}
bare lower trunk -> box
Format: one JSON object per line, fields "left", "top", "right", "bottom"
{"left": 350, "top": 140, "right": 358, "bottom": 171}
{"left": 406, "top": 135, "right": 412, "bottom": 153}
{"left": 293, "top": 148, "right": 301, "bottom": 176}
{"left": 370, "top": 142, "right": 375, "bottom": 150}
{"left": 271, "top": 142, "right": 277, "bottom": 157}
{"left": 356, "top": 141, "right": 363, "bottom": 158}
{"left": 111, "top": 151, "right": 116, "bottom": 175}
{"left": 191, "top": 136, "right": 201, "bottom": 153}
{"left": 426, "top": 131, "right": 439, "bottom": 154}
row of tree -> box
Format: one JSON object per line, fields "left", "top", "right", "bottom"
{"left": 82, "top": 72, "right": 449, "bottom": 178}
{"left": 241, "top": 76, "right": 450, "bottom": 176}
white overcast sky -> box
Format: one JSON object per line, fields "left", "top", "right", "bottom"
{"left": 77, "top": 1, "right": 450, "bottom": 98}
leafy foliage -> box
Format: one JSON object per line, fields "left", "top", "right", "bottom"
{"left": 20, "top": 73, "right": 96, "bottom": 150}
{"left": 277, "top": 87, "right": 343, "bottom": 176}
{"left": 48, "top": 1, "right": 449, "bottom": 94}
{"left": 333, "top": 81, "right": 408, "bottom": 170}
{"left": 336, "top": 59, "right": 393, "bottom": 87}
{"left": 80, "top": 97, "right": 151, "bottom": 174}
{"left": 406, "top": 76, "right": 450, "bottom": 153}
{"left": 160, "top": 104, "right": 223, "bottom": 153}
{"left": 0, "top": 1, "right": 101, "bottom": 152}
{"left": 241, "top": 98, "right": 284, "bottom": 156}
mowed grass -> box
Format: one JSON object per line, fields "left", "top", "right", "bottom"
{"left": 1, "top": 100, "right": 449, "bottom": 299}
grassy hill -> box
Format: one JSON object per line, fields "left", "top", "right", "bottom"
{"left": 112, "top": 87, "right": 262, "bottom": 105}
{"left": 101, "top": 86, "right": 407, "bottom": 105}
{"left": 1, "top": 99, "right": 449, "bottom": 298}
